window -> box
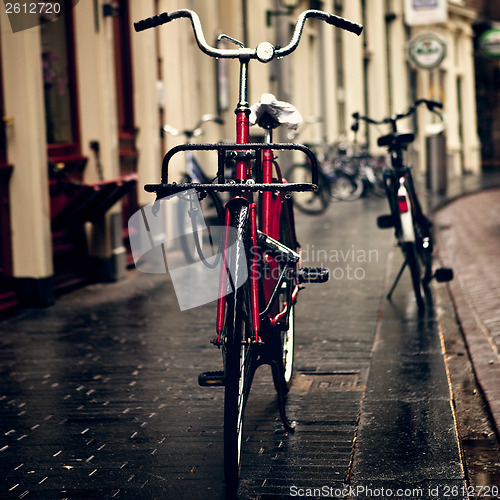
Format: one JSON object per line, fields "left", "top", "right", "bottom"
{"left": 40, "top": 2, "right": 79, "bottom": 155}
{"left": 334, "top": 0, "right": 346, "bottom": 134}
{"left": 113, "top": 0, "right": 134, "bottom": 136}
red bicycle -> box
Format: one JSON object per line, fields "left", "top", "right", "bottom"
{"left": 134, "top": 9, "right": 362, "bottom": 491}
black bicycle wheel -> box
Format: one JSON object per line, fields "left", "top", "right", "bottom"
{"left": 223, "top": 287, "right": 252, "bottom": 491}
{"left": 279, "top": 285, "right": 295, "bottom": 389}
{"left": 404, "top": 242, "right": 425, "bottom": 313}
{"left": 285, "top": 163, "right": 330, "bottom": 215}
{"left": 330, "top": 172, "right": 364, "bottom": 201}
{"left": 223, "top": 206, "right": 253, "bottom": 492}
{"left": 178, "top": 175, "right": 225, "bottom": 263}
{"left": 279, "top": 206, "right": 296, "bottom": 389}
{"left": 414, "top": 217, "right": 434, "bottom": 289}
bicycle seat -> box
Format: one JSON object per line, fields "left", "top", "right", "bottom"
{"left": 250, "top": 93, "right": 303, "bottom": 130}
{"left": 377, "top": 132, "right": 415, "bottom": 148}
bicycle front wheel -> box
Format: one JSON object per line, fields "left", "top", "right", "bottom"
{"left": 223, "top": 286, "right": 253, "bottom": 490}
{"left": 285, "top": 163, "right": 330, "bottom": 215}
{"left": 222, "top": 206, "right": 254, "bottom": 491}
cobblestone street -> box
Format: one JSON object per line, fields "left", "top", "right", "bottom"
{"left": 0, "top": 190, "right": 499, "bottom": 499}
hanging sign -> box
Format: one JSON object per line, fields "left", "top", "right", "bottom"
{"left": 408, "top": 32, "right": 447, "bottom": 70}
{"left": 479, "top": 29, "right": 500, "bottom": 59}
{"left": 405, "top": 0, "right": 448, "bottom": 26}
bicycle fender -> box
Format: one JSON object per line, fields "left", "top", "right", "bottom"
{"left": 225, "top": 196, "right": 250, "bottom": 212}
{"left": 398, "top": 183, "right": 415, "bottom": 243}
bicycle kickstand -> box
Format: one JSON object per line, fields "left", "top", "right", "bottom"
{"left": 387, "top": 257, "right": 407, "bottom": 300}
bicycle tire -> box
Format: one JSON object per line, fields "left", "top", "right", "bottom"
{"left": 280, "top": 287, "right": 295, "bottom": 389}
{"left": 414, "top": 215, "right": 434, "bottom": 288}
{"left": 269, "top": 291, "right": 295, "bottom": 407}
{"left": 404, "top": 242, "right": 425, "bottom": 313}
{"left": 178, "top": 175, "right": 225, "bottom": 263}
{"left": 330, "top": 172, "right": 364, "bottom": 201}
{"left": 277, "top": 202, "right": 296, "bottom": 390}
{"left": 285, "top": 163, "right": 330, "bottom": 215}
{"left": 222, "top": 205, "right": 253, "bottom": 491}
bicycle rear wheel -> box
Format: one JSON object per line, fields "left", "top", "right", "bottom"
{"left": 415, "top": 218, "right": 433, "bottom": 288}
{"left": 279, "top": 285, "right": 295, "bottom": 389}
{"left": 278, "top": 202, "right": 297, "bottom": 389}
{"left": 222, "top": 206, "right": 254, "bottom": 491}
{"left": 285, "top": 163, "right": 330, "bottom": 215}
{"left": 404, "top": 242, "right": 426, "bottom": 313}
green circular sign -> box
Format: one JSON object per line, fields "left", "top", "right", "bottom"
{"left": 408, "top": 32, "right": 447, "bottom": 70}
{"left": 479, "top": 29, "right": 500, "bottom": 59}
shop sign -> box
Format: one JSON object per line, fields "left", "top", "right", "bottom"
{"left": 405, "top": 0, "right": 448, "bottom": 26}
{"left": 479, "top": 29, "right": 500, "bottom": 59}
{"left": 408, "top": 32, "right": 447, "bottom": 70}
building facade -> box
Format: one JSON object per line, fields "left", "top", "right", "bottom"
{"left": 0, "top": 0, "right": 482, "bottom": 311}
{"left": 472, "top": 0, "right": 500, "bottom": 168}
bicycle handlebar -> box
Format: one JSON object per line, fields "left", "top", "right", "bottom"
{"left": 135, "top": 9, "right": 362, "bottom": 62}
{"left": 351, "top": 99, "right": 443, "bottom": 131}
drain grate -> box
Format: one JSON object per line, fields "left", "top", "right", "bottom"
{"left": 292, "top": 372, "right": 360, "bottom": 392}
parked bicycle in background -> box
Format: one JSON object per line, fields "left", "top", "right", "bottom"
{"left": 285, "top": 134, "right": 386, "bottom": 215}
{"left": 162, "top": 114, "right": 225, "bottom": 262}
{"left": 351, "top": 99, "right": 453, "bottom": 314}
{"left": 339, "top": 139, "right": 387, "bottom": 198}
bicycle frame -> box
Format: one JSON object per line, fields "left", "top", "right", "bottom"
{"left": 137, "top": 5, "right": 362, "bottom": 349}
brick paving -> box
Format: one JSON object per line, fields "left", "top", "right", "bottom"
{"left": 2, "top": 177, "right": 500, "bottom": 498}
{"left": 434, "top": 188, "right": 500, "bottom": 438}
{"left": 0, "top": 198, "right": 397, "bottom": 499}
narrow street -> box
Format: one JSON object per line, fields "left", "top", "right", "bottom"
{"left": 0, "top": 194, "right": 495, "bottom": 499}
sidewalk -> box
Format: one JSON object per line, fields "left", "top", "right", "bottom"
{"left": 433, "top": 185, "right": 500, "bottom": 439}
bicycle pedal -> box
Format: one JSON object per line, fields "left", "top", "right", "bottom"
{"left": 434, "top": 267, "right": 453, "bottom": 282}
{"left": 198, "top": 370, "right": 224, "bottom": 387}
{"left": 377, "top": 214, "right": 395, "bottom": 229}
{"left": 298, "top": 267, "right": 329, "bottom": 284}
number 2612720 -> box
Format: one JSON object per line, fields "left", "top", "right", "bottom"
{"left": 5, "top": 3, "right": 62, "bottom": 15}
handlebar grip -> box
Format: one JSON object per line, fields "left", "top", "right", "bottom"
{"left": 416, "top": 98, "right": 443, "bottom": 111}
{"left": 323, "top": 13, "right": 363, "bottom": 36}
{"left": 427, "top": 100, "right": 443, "bottom": 110}
{"left": 134, "top": 12, "right": 179, "bottom": 32}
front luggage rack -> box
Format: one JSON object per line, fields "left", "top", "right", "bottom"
{"left": 144, "top": 180, "right": 319, "bottom": 197}
{"left": 145, "top": 142, "right": 320, "bottom": 199}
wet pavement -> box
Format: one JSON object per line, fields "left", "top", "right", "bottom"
{"left": 1, "top": 174, "right": 500, "bottom": 499}
{"left": 434, "top": 189, "right": 500, "bottom": 434}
